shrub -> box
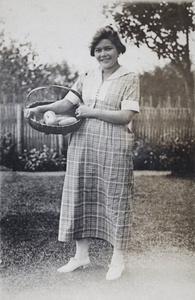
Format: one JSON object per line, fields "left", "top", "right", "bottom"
{"left": 165, "top": 138, "right": 195, "bottom": 176}
{"left": 133, "top": 138, "right": 169, "bottom": 171}
{"left": 0, "top": 133, "right": 66, "bottom": 171}
{"left": 133, "top": 136, "right": 195, "bottom": 176}
{"left": 18, "top": 145, "right": 66, "bottom": 172}
{"left": 0, "top": 132, "right": 20, "bottom": 169}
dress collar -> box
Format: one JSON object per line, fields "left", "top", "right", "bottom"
{"left": 97, "top": 66, "right": 132, "bottom": 81}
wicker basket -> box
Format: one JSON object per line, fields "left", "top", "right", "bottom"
{"left": 25, "top": 85, "right": 83, "bottom": 135}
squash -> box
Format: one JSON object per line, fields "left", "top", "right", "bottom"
{"left": 58, "top": 117, "right": 77, "bottom": 126}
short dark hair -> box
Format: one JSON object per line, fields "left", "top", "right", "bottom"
{"left": 89, "top": 26, "right": 126, "bottom": 57}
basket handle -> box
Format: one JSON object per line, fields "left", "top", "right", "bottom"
{"left": 26, "top": 85, "right": 84, "bottom": 106}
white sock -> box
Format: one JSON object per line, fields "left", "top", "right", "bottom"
{"left": 75, "top": 238, "right": 89, "bottom": 260}
{"left": 111, "top": 248, "right": 124, "bottom": 265}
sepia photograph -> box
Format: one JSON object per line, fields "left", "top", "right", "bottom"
{"left": 0, "top": 0, "right": 195, "bottom": 299}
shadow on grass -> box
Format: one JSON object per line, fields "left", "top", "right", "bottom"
{"left": 0, "top": 212, "right": 66, "bottom": 269}
{"left": 1, "top": 212, "right": 58, "bottom": 242}
{"left": 0, "top": 212, "right": 112, "bottom": 273}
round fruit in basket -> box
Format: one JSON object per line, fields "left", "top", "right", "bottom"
{"left": 43, "top": 111, "right": 58, "bottom": 125}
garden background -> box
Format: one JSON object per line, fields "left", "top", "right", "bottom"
{"left": 1, "top": 1, "right": 195, "bottom": 175}
{"left": 0, "top": 1, "right": 195, "bottom": 300}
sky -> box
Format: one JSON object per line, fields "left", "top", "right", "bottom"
{"left": 0, "top": 0, "right": 194, "bottom": 75}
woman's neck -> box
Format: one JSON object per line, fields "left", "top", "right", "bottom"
{"left": 102, "top": 63, "right": 120, "bottom": 81}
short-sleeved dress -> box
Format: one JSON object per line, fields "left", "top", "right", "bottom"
{"left": 58, "top": 66, "right": 140, "bottom": 250}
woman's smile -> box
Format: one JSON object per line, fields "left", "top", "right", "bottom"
{"left": 94, "top": 39, "right": 119, "bottom": 72}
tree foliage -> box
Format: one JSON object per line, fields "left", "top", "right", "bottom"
{"left": 104, "top": 1, "right": 194, "bottom": 108}
{"left": 140, "top": 63, "right": 186, "bottom": 107}
{"left": 0, "top": 31, "right": 78, "bottom": 104}
{"left": 43, "top": 63, "right": 78, "bottom": 88}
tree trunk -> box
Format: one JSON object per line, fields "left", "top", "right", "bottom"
{"left": 184, "top": 71, "right": 194, "bottom": 111}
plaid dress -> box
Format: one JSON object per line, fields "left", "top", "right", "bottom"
{"left": 58, "top": 66, "right": 140, "bottom": 250}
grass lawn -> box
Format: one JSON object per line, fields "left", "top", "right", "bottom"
{"left": 0, "top": 171, "right": 195, "bottom": 299}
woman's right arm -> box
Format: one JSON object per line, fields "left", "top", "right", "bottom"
{"left": 24, "top": 98, "right": 75, "bottom": 119}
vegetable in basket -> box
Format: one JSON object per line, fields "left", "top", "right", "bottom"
{"left": 43, "top": 111, "right": 77, "bottom": 126}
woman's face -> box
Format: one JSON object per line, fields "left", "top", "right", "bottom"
{"left": 94, "top": 39, "right": 119, "bottom": 71}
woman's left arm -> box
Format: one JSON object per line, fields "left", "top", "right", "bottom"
{"left": 75, "top": 105, "right": 136, "bottom": 125}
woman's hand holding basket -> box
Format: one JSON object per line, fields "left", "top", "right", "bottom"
{"left": 24, "top": 107, "right": 40, "bottom": 120}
